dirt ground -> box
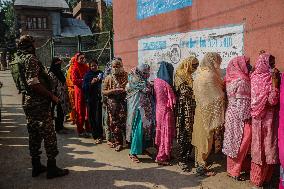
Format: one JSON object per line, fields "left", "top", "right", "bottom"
{"left": 0, "top": 70, "right": 274, "bottom": 189}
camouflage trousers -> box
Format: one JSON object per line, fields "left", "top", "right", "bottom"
{"left": 23, "top": 105, "right": 59, "bottom": 160}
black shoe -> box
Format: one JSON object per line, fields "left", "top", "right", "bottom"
{"left": 46, "top": 159, "right": 69, "bottom": 179}
{"left": 32, "top": 157, "right": 47, "bottom": 177}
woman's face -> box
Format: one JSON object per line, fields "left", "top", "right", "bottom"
{"left": 77, "top": 55, "right": 86, "bottom": 64}
{"left": 192, "top": 62, "right": 199, "bottom": 73}
{"left": 214, "top": 56, "right": 222, "bottom": 69}
{"left": 269, "top": 56, "right": 276, "bottom": 69}
{"left": 90, "top": 63, "right": 98, "bottom": 72}
{"left": 142, "top": 69, "right": 150, "bottom": 79}
{"left": 112, "top": 63, "right": 122, "bottom": 75}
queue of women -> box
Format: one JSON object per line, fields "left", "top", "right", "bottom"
{"left": 48, "top": 51, "right": 284, "bottom": 189}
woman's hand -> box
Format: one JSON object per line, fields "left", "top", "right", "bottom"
{"left": 91, "top": 77, "right": 99, "bottom": 84}
{"left": 272, "top": 68, "right": 280, "bottom": 88}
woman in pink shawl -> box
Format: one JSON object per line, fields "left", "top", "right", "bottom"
{"left": 222, "top": 56, "right": 252, "bottom": 180}
{"left": 250, "top": 53, "right": 279, "bottom": 187}
{"left": 154, "top": 61, "right": 176, "bottom": 166}
{"left": 279, "top": 73, "right": 284, "bottom": 189}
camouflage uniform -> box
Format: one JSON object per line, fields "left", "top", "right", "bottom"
{"left": 22, "top": 54, "right": 59, "bottom": 160}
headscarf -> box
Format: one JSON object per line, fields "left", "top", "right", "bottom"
{"left": 111, "top": 59, "right": 125, "bottom": 76}
{"left": 175, "top": 56, "right": 199, "bottom": 88}
{"left": 193, "top": 52, "right": 225, "bottom": 132}
{"left": 251, "top": 53, "right": 272, "bottom": 118}
{"left": 72, "top": 53, "right": 89, "bottom": 79}
{"left": 110, "top": 58, "right": 128, "bottom": 88}
{"left": 157, "top": 61, "right": 174, "bottom": 87}
{"left": 127, "top": 64, "right": 151, "bottom": 96}
{"left": 49, "top": 57, "right": 66, "bottom": 83}
{"left": 225, "top": 56, "right": 250, "bottom": 84}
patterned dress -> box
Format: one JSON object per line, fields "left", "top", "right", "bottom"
{"left": 175, "top": 82, "right": 195, "bottom": 164}
{"left": 154, "top": 78, "right": 176, "bottom": 162}
{"left": 103, "top": 72, "right": 128, "bottom": 145}
{"left": 222, "top": 79, "right": 251, "bottom": 158}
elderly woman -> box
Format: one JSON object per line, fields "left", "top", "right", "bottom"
{"left": 192, "top": 52, "right": 225, "bottom": 176}
{"left": 102, "top": 59, "right": 128, "bottom": 152}
{"left": 126, "top": 63, "right": 154, "bottom": 163}
{"left": 222, "top": 56, "right": 252, "bottom": 180}
{"left": 154, "top": 61, "right": 176, "bottom": 166}
{"left": 174, "top": 56, "right": 199, "bottom": 171}
{"left": 250, "top": 53, "right": 279, "bottom": 187}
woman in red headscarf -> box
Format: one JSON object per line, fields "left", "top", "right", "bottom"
{"left": 71, "top": 52, "right": 91, "bottom": 137}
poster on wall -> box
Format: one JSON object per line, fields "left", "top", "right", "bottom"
{"left": 137, "top": 0, "right": 193, "bottom": 20}
{"left": 138, "top": 24, "right": 244, "bottom": 80}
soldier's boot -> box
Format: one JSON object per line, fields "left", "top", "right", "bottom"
{"left": 46, "top": 159, "right": 69, "bottom": 179}
{"left": 32, "top": 157, "right": 47, "bottom": 177}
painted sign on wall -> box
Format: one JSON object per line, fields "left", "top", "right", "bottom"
{"left": 138, "top": 24, "right": 244, "bottom": 80}
{"left": 137, "top": 0, "right": 193, "bottom": 20}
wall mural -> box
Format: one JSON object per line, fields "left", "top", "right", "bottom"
{"left": 138, "top": 24, "right": 244, "bottom": 80}
{"left": 137, "top": 0, "right": 193, "bottom": 20}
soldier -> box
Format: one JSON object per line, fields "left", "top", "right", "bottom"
{"left": 17, "top": 35, "right": 69, "bottom": 179}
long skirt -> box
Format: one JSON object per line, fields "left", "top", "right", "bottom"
{"left": 250, "top": 162, "right": 274, "bottom": 187}
{"left": 107, "top": 98, "right": 127, "bottom": 145}
{"left": 130, "top": 110, "right": 143, "bottom": 155}
{"left": 227, "top": 123, "right": 251, "bottom": 177}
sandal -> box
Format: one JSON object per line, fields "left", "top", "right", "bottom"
{"left": 155, "top": 160, "right": 172, "bottom": 166}
{"left": 196, "top": 166, "right": 216, "bottom": 177}
{"left": 115, "top": 145, "right": 123, "bottom": 152}
{"left": 94, "top": 139, "right": 102, "bottom": 144}
{"left": 107, "top": 141, "right": 116, "bottom": 148}
{"left": 129, "top": 154, "right": 140, "bottom": 163}
{"left": 227, "top": 174, "right": 246, "bottom": 181}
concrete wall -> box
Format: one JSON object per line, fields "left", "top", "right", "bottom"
{"left": 113, "top": 0, "right": 284, "bottom": 71}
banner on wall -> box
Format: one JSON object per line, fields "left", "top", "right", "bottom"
{"left": 137, "top": 0, "right": 193, "bottom": 20}
{"left": 138, "top": 24, "right": 244, "bottom": 80}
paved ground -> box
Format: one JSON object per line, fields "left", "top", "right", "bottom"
{"left": 0, "top": 70, "right": 259, "bottom": 189}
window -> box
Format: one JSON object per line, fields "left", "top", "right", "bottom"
{"left": 26, "top": 17, "right": 48, "bottom": 30}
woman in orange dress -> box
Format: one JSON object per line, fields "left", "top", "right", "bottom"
{"left": 66, "top": 56, "right": 76, "bottom": 124}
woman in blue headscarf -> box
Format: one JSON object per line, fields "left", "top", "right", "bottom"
{"left": 83, "top": 59, "right": 104, "bottom": 143}
{"left": 126, "top": 63, "right": 155, "bottom": 163}
{"left": 154, "top": 61, "right": 176, "bottom": 166}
